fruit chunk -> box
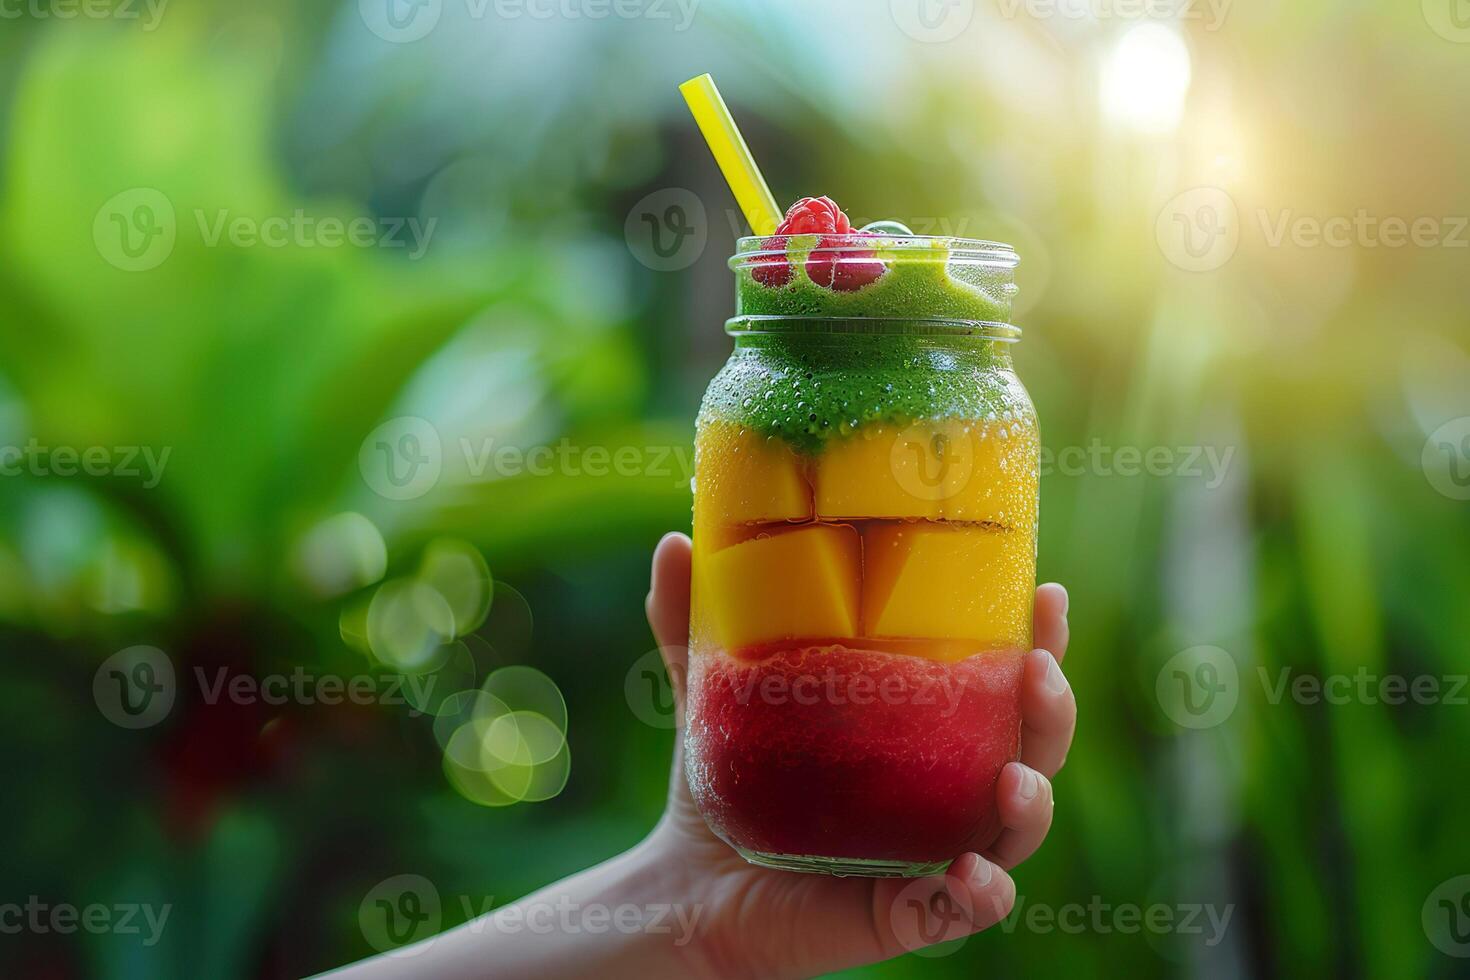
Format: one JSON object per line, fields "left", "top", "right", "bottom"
{"left": 861, "top": 522, "right": 1033, "bottom": 654}
{"left": 751, "top": 235, "right": 793, "bottom": 288}
{"left": 805, "top": 231, "right": 886, "bottom": 292}
{"left": 814, "top": 419, "right": 1037, "bottom": 526}
{"left": 775, "top": 196, "right": 853, "bottom": 236}
{"left": 695, "top": 422, "right": 812, "bottom": 527}
{"left": 697, "top": 523, "right": 861, "bottom": 652}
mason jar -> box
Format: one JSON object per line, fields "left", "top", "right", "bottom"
{"left": 686, "top": 234, "right": 1039, "bottom": 877}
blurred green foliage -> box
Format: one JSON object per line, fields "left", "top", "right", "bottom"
{"left": 1, "top": 2, "right": 1467, "bottom": 978}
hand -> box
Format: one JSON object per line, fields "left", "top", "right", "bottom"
{"left": 642, "top": 532, "right": 1076, "bottom": 979}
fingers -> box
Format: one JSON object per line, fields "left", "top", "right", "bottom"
{"left": 645, "top": 532, "right": 692, "bottom": 651}
{"left": 1018, "top": 647, "right": 1076, "bottom": 777}
{"left": 877, "top": 856, "right": 1017, "bottom": 957}
{"left": 1033, "top": 582, "right": 1069, "bottom": 663}
{"left": 982, "top": 762, "right": 1055, "bottom": 870}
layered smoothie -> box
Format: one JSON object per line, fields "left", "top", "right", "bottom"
{"left": 687, "top": 199, "right": 1039, "bottom": 874}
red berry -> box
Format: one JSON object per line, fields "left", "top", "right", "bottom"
{"left": 774, "top": 196, "right": 853, "bottom": 236}
{"left": 805, "top": 232, "right": 886, "bottom": 292}
{"left": 750, "top": 235, "right": 793, "bottom": 287}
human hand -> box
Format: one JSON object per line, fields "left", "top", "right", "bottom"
{"left": 641, "top": 531, "right": 1076, "bottom": 978}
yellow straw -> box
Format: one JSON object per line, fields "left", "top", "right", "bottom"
{"left": 679, "top": 74, "right": 783, "bottom": 236}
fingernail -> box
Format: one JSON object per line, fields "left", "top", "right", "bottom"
{"left": 969, "top": 856, "right": 993, "bottom": 887}
{"left": 1059, "top": 588, "right": 1069, "bottom": 617}
{"left": 1017, "top": 766, "right": 1039, "bottom": 801}
{"left": 1043, "top": 654, "right": 1068, "bottom": 695}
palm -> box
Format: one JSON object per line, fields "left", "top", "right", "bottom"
{"left": 643, "top": 533, "right": 1076, "bottom": 978}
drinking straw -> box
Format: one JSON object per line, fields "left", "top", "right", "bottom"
{"left": 679, "top": 73, "right": 783, "bottom": 236}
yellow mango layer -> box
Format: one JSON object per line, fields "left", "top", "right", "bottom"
{"left": 697, "top": 523, "right": 861, "bottom": 652}
{"left": 861, "top": 522, "right": 1034, "bottom": 655}
{"left": 694, "top": 421, "right": 812, "bottom": 528}
{"left": 814, "top": 419, "right": 1038, "bottom": 526}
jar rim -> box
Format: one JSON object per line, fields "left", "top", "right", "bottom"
{"left": 731, "top": 234, "right": 1019, "bottom": 268}
{"left": 726, "top": 315, "right": 1022, "bottom": 341}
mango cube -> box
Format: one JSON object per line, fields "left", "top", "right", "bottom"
{"left": 815, "top": 420, "right": 1037, "bottom": 525}
{"left": 940, "top": 421, "right": 1039, "bottom": 527}
{"left": 815, "top": 424, "right": 942, "bottom": 520}
{"left": 697, "top": 523, "right": 861, "bottom": 652}
{"left": 695, "top": 421, "right": 812, "bottom": 527}
{"left": 861, "top": 522, "right": 1034, "bottom": 653}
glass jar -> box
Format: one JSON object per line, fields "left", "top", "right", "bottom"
{"left": 686, "top": 234, "right": 1038, "bottom": 877}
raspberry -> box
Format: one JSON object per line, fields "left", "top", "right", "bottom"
{"left": 805, "top": 232, "right": 886, "bottom": 292}
{"left": 774, "top": 196, "right": 853, "bottom": 236}
{"left": 750, "top": 235, "right": 793, "bottom": 288}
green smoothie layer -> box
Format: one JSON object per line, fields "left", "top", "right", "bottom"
{"left": 699, "top": 333, "right": 1033, "bottom": 456}
{"left": 733, "top": 237, "right": 1010, "bottom": 324}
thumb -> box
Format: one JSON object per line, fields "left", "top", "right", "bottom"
{"left": 645, "top": 533, "right": 703, "bottom": 823}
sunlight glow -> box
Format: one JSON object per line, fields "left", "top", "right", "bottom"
{"left": 1100, "top": 24, "right": 1193, "bottom": 135}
